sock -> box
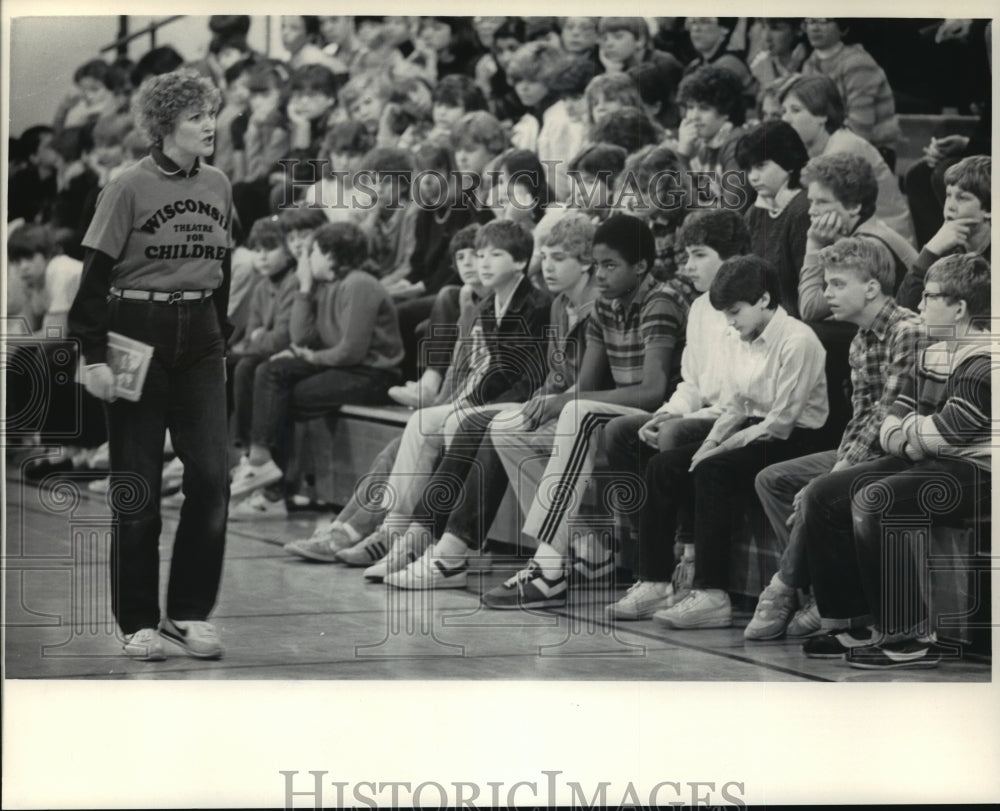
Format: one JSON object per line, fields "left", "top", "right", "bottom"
{"left": 433, "top": 532, "right": 470, "bottom": 564}
{"left": 682, "top": 544, "right": 695, "bottom": 562}
{"left": 533, "top": 541, "right": 564, "bottom": 579}
{"left": 771, "top": 572, "right": 794, "bottom": 594}
{"left": 332, "top": 522, "right": 361, "bottom": 543}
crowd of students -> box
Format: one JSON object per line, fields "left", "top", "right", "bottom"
{"left": 6, "top": 16, "right": 992, "bottom": 669}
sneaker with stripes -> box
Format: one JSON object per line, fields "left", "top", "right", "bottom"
{"left": 384, "top": 548, "right": 469, "bottom": 590}
{"left": 336, "top": 525, "right": 390, "bottom": 567}
{"left": 481, "top": 562, "right": 567, "bottom": 610}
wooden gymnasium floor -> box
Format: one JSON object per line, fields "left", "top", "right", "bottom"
{"left": 3, "top": 460, "right": 991, "bottom": 683}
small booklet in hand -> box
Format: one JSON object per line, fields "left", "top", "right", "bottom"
{"left": 106, "top": 331, "right": 154, "bottom": 402}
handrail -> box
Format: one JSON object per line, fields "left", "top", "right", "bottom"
{"left": 100, "top": 15, "right": 185, "bottom": 55}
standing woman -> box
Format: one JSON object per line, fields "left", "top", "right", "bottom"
{"left": 68, "top": 70, "right": 233, "bottom": 661}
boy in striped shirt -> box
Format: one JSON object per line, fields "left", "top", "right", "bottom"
{"left": 481, "top": 214, "right": 697, "bottom": 610}
{"left": 804, "top": 253, "right": 991, "bottom": 669}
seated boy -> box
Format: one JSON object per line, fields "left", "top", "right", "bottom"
{"left": 803, "top": 253, "right": 990, "bottom": 667}
{"left": 897, "top": 155, "right": 991, "bottom": 311}
{"left": 480, "top": 214, "right": 695, "bottom": 609}
{"left": 603, "top": 209, "right": 750, "bottom": 619}
{"left": 284, "top": 224, "right": 487, "bottom": 560}
{"left": 614, "top": 256, "right": 828, "bottom": 629}
{"left": 745, "top": 237, "right": 924, "bottom": 640}
{"left": 230, "top": 222, "right": 403, "bottom": 500}
{"left": 798, "top": 151, "right": 919, "bottom": 435}
{"left": 383, "top": 212, "right": 602, "bottom": 588}
{"left": 674, "top": 65, "right": 752, "bottom": 212}
{"left": 226, "top": 217, "right": 298, "bottom": 518}
{"left": 331, "top": 220, "right": 552, "bottom": 573}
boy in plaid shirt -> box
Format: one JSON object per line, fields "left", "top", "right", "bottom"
{"left": 745, "top": 237, "right": 924, "bottom": 640}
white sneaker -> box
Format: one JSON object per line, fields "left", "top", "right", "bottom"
{"left": 787, "top": 594, "right": 822, "bottom": 637}
{"left": 230, "top": 454, "right": 251, "bottom": 481}
{"left": 605, "top": 580, "right": 674, "bottom": 621}
{"left": 336, "top": 525, "right": 391, "bottom": 567}
{"left": 743, "top": 575, "right": 797, "bottom": 640}
{"left": 653, "top": 588, "right": 732, "bottom": 629}
{"left": 160, "top": 618, "right": 224, "bottom": 659}
{"left": 122, "top": 627, "right": 166, "bottom": 661}
{"left": 362, "top": 529, "right": 429, "bottom": 581}
{"left": 284, "top": 524, "right": 356, "bottom": 562}
{"left": 229, "top": 489, "right": 287, "bottom": 520}
{"left": 230, "top": 459, "right": 283, "bottom": 498}
{"left": 384, "top": 548, "right": 469, "bottom": 589}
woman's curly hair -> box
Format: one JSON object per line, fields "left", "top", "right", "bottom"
{"left": 131, "top": 69, "right": 221, "bottom": 145}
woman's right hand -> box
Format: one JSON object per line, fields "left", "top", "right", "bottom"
{"left": 84, "top": 363, "right": 117, "bottom": 402}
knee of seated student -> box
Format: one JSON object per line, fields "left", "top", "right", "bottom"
{"left": 657, "top": 416, "right": 711, "bottom": 452}
{"left": 488, "top": 407, "right": 528, "bottom": 439}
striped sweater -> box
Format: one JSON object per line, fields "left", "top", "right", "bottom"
{"left": 802, "top": 43, "right": 901, "bottom": 152}
{"left": 880, "top": 337, "right": 992, "bottom": 471}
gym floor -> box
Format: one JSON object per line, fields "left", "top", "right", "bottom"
{"left": 4, "top": 468, "right": 991, "bottom": 682}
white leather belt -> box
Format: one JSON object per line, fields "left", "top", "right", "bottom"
{"left": 110, "top": 287, "right": 213, "bottom": 303}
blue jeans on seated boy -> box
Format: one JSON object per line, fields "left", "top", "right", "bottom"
{"left": 249, "top": 356, "right": 400, "bottom": 471}
{"left": 805, "top": 455, "right": 989, "bottom": 635}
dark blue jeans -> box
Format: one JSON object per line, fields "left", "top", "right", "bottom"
{"left": 105, "top": 297, "right": 229, "bottom": 634}
{"left": 250, "top": 356, "right": 400, "bottom": 470}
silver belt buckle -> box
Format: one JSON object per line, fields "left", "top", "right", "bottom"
{"left": 167, "top": 291, "right": 184, "bottom": 304}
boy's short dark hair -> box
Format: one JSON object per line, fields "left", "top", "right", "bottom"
{"left": 943, "top": 155, "right": 991, "bottom": 212}
{"left": 735, "top": 120, "right": 810, "bottom": 188}
{"left": 801, "top": 153, "right": 878, "bottom": 223}
{"left": 313, "top": 221, "right": 371, "bottom": 273}
{"left": 450, "top": 223, "right": 481, "bottom": 257}
{"left": 323, "top": 121, "right": 376, "bottom": 159}
{"left": 816, "top": 236, "right": 896, "bottom": 295}
{"left": 7, "top": 224, "right": 56, "bottom": 261}
{"left": 525, "top": 17, "right": 561, "bottom": 42}
{"left": 779, "top": 75, "right": 845, "bottom": 134}
{"left": 278, "top": 207, "right": 328, "bottom": 233}
{"left": 678, "top": 65, "right": 746, "bottom": 126}
{"left": 18, "top": 125, "right": 54, "bottom": 160}
{"left": 628, "top": 61, "right": 680, "bottom": 113}
{"left": 709, "top": 255, "right": 781, "bottom": 311}
{"left": 567, "top": 142, "right": 628, "bottom": 177}
{"left": 130, "top": 46, "right": 184, "bottom": 88}
{"left": 247, "top": 216, "right": 288, "bottom": 251}
{"left": 224, "top": 56, "right": 257, "bottom": 86}
{"left": 491, "top": 18, "right": 526, "bottom": 51}
{"left": 597, "top": 17, "right": 649, "bottom": 44}
{"left": 590, "top": 108, "right": 660, "bottom": 155}
{"left": 506, "top": 41, "right": 565, "bottom": 85}
{"left": 593, "top": 214, "right": 655, "bottom": 270}
{"left": 452, "top": 111, "right": 507, "bottom": 155}
{"left": 549, "top": 57, "right": 597, "bottom": 100}
{"left": 677, "top": 209, "right": 751, "bottom": 259}
{"left": 362, "top": 146, "right": 414, "bottom": 176}
{"left": 74, "top": 58, "right": 113, "bottom": 88}
{"left": 475, "top": 220, "right": 534, "bottom": 265}
{"left": 926, "top": 253, "right": 992, "bottom": 319}
{"left": 291, "top": 64, "right": 339, "bottom": 98}
{"left": 432, "top": 74, "right": 487, "bottom": 111}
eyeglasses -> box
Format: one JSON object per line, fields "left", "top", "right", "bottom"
{"left": 921, "top": 291, "right": 953, "bottom": 303}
